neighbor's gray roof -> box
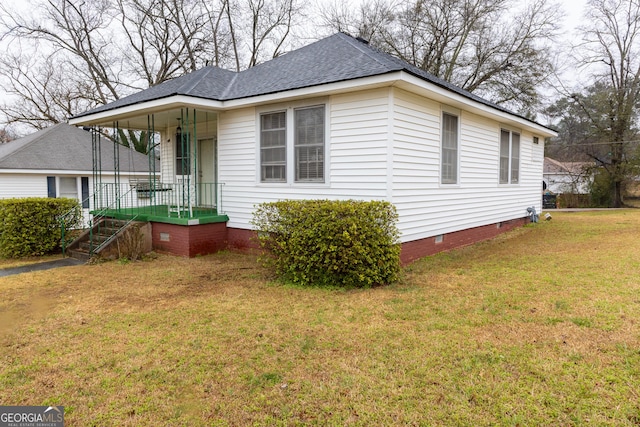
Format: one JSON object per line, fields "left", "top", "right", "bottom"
{"left": 543, "top": 157, "right": 592, "bottom": 175}
{"left": 72, "top": 33, "right": 550, "bottom": 130}
{"left": 0, "top": 123, "right": 157, "bottom": 172}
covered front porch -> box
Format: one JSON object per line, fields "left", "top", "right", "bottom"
{"left": 81, "top": 106, "right": 231, "bottom": 257}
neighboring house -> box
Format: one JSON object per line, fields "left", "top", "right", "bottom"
{"left": 543, "top": 157, "right": 592, "bottom": 194}
{"left": 0, "top": 123, "right": 158, "bottom": 225}
{"left": 70, "top": 32, "right": 557, "bottom": 263}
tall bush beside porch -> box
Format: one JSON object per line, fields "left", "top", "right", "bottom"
{"left": 0, "top": 198, "right": 82, "bottom": 258}
{"left": 251, "top": 199, "right": 401, "bottom": 288}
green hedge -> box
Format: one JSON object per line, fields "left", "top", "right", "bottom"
{"left": 0, "top": 198, "right": 82, "bottom": 258}
{"left": 251, "top": 199, "right": 401, "bottom": 288}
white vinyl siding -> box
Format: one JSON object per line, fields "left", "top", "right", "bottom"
{"left": 330, "top": 90, "right": 389, "bottom": 195}
{"left": 0, "top": 174, "right": 49, "bottom": 199}
{"left": 441, "top": 112, "right": 458, "bottom": 184}
{"left": 160, "top": 130, "right": 175, "bottom": 184}
{"left": 392, "top": 88, "right": 543, "bottom": 243}
{"left": 217, "top": 86, "right": 547, "bottom": 242}
{"left": 218, "top": 90, "right": 389, "bottom": 230}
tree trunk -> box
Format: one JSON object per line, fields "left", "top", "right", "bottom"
{"left": 613, "top": 179, "right": 623, "bottom": 208}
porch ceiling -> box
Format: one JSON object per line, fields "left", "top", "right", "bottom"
{"left": 78, "top": 105, "right": 219, "bottom": 131}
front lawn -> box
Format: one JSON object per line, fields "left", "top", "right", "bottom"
{"left": 1, "top": 211, "right": 639, "bottom": 426}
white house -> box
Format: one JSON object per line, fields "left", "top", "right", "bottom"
{"left": 0, "top": 123, "right": 158, "bottom": 226}
{"left": 69, "top": 33, "right": 557, "bottom": 262}
{"left": 543, "top": 157, "right": 592, "bottom": 194}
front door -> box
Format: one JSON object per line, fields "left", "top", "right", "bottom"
{"left": 198, "top": 137, "right": 217, "bottom": 207}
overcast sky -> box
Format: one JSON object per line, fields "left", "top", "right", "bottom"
{"left": 0, "top": 0, "right": 595, "bottom": 135}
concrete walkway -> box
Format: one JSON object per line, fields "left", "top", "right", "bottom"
{"left": 0, "top": 258, "right": 85, "bottom": 277}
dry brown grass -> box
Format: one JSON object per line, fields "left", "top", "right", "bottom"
{"left": 1, "top": 211, "right": 640, "bottom": 426}
{"left": 0, "top": 253, "right": 63, "bottom": 269}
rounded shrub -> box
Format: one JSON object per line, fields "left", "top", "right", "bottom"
{"left": 0, "top": 197, "right": 82, "bottom": 258}
{"left": 251, "top": 199, "right": 401, "bottom": 288}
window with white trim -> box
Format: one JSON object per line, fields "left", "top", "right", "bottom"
{"left": 295, "top": 106, "right": 325, "bottom": 182}
{"left": 59, "top": 177, "right": 78, "bottom": 199}
{"left": 47, "top": 176, "right": 90, "bottom": 208}
{"left": 500, "top": 129, "right": 520, "bottom": 184}
{"left": 260, "top": 111, "right": 287, "bottom": 182}
{"left": 259, "top": 104, "right": 325, "bottom": 183}
{"left": 441, "top": 112, "right": 459, "bottom": 184}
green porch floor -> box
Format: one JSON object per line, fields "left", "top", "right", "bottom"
{"left": 93, "top": 205, "right": 229, "bottom": 225}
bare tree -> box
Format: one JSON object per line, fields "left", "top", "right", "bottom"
{"left": 0, "top": 51, "right": 96, "bottom": 129}
{"left": 0, "top": 0, "right": 303, "bottom": 140}
{"left": 317, "top": 0, "right": 394, "bottom": 44}
{"left": 570, "top": 0, "right": 640, "bottom": 207}
{"left": 202, "top": 0, "right": 237, "bottom": 70}
{"left": 224, "top": 0, "right": 304, "bottom": 69}
{"left": 0, "top": 126, "right": 19, "bottom": 143}
{"left": 116, "top": 0, "right": 214, "bottom": 86}
{"left": 319, "top": 0, "right": 561, "bottom": 115}
{"left": 0, "top": 0, "right": 125, "bottom": 132}
{"left": 246, "top": 0, "right": 298, "bottom": 66}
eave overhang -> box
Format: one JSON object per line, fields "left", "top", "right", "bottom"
{"left": 70, "top": 71, "right": 556, "bottom": 138}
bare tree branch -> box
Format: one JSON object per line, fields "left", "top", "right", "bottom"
{"left": 319, "top": 0, "right": 561, "bottom": 115}
{"left": 0, "top": 0, "right": 304, "bottom": 140}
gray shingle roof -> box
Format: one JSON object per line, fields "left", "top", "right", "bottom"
{"left": 0, "top": 123, "right": 157, "bottom": 172}
{"left": 72, "top": 32, "right": 546, "bottom": 129}
{"left": 224, "top": 33, "right": 403, "bottom": 99}
{"left": 80, "top": 67, "right": 238, "bottom": 117}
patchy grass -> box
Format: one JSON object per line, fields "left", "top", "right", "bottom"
{"left": 1, "top": 211, "right": 640, "bottom": 426}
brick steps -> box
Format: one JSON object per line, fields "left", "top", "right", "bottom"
{"left": 66, "top": 218, "right": 131, "bottom": 262}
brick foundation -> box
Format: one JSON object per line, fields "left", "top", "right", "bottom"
{"left": 150, "top": 217, "right": 529, "bottom": 261}
{"left": 227, "top": 227, "right": 260, "bottom": 253}
{"left": 400, "top": 217, "right": 528, "bottom": 264}
{"left": 151, "top": 222, "right": 228, "bottom": 257}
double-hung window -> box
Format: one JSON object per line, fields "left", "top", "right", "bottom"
{"left": 500, "top": 129, "right": 520, "bottom": 184}
{"left": 260, "top": 111, "right": 287, "bottom": 182}
{"left": 441, "top": 112, "right": 459, "bottom": 184}
{"left": 260, "top": 104, "right": 325, "bottom": 183}
{"left": 295, "top": 106, "right": 324, "bottom": 182}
